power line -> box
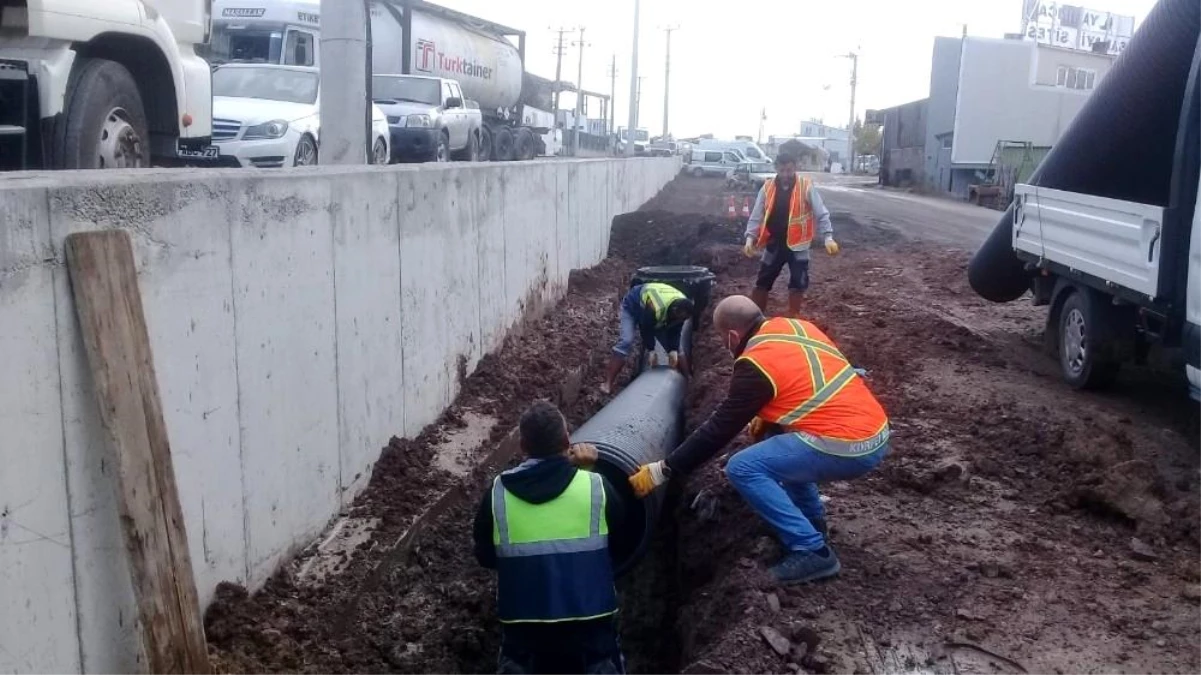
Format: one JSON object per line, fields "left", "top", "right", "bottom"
{"left": 549, "top": 26, "right": 576, "bottom": 112}
{"left": 659, "top": 25, "right": 680, "bottom": 139}
{"left": 571, "top": 27, "right": 591, "bottom": 155}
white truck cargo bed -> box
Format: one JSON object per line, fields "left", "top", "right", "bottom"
{"left": 1013, "top": 184, "right": 1166, "bottom": 299}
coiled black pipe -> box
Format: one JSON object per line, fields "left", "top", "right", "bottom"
{"left": 968, "top": 0, "right": 1201, "bottom": 302}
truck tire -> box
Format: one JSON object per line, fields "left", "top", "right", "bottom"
{"left": 435, "top": 131, "right": 450, "bottom": 162}
{"left": 50, "top": 58, "right": 150, "bottom": 169}
{"left": 1057, "top": 290, "right": 1120, "bottom": 390}
{"left": 493, "top": 126, "right": 514, "bottom": 161}
{"left": 692, "top": 166, "right": 705, "bottom": 177}
{"left": 479, "top": 126, "right": 493, "bottom": 161}
{"left": 451, "top": 130, "right": 478, "bottom": 161}
{"left": 515, "top": 128, "right": 536, "bottom": 160}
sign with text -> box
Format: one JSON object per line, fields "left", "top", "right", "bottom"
{"left": 1021, "top": 1, "right": 1134, "bottom": 55}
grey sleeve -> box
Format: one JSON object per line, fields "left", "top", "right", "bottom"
{"left": 809, "top": 184, "right": 834, "bottom": 241}
{"left": 744, "top": 186, "right": 767, "bottom": 241}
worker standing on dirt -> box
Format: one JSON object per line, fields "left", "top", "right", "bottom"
{"left": 602, "top": 282, "right": 696, "bottom": 394}
{"left": 628, "top": 295, "right": 889, "bottom": 585}
{"left": 743, "top": 151, "right": 839, "bottom": 316}
{"left": 473, "top": 400, "right": 628, "bottom": 674}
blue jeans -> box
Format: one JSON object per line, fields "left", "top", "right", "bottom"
{"left": 725, "top": 433, "right": 888, "bottom": 552}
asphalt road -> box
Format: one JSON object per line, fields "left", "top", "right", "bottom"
{"left": 809, "top": 173, "right": 1000, "bottom": 251}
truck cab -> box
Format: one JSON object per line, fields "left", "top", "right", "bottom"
{"left": 201, "top": 0, "right": 319, "bottom": 67}
{"left": 372, "top": 73, "right": 480, "bottom": 162}
{"left": 0, "top": 0, "right": 214, "bottom": 169}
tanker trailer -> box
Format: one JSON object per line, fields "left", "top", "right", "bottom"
{"left": 370, "top": 0, "right": 554, "bottom": 161}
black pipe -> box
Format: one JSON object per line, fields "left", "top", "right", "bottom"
{"left": 968, "top": 0, "right": 1201, "bottom": 302}
{"left": 571, "top": 366, "right": 686, "bottom": 577}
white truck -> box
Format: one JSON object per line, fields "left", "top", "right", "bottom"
{"left": 0, "top": 0, "right": 214, "bottom": 170}
{"left": 202, "top": 0, "right": 558, "bottom": 161}
{"left": 1010, "top": 140, "right": 1199, "bottom": 400}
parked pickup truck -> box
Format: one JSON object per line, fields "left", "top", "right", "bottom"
{"left": 1011, "top": 175, "right": 1199, "bottom": 399}
{"left": 372, "top": 74, "right": 481, "bottom": 162}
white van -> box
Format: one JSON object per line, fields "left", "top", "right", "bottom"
{"left": 689, "top": 148, "right": 746, "bottom": 177}
{"left": 697, "top": 139, "right": 770, "bottom": 162}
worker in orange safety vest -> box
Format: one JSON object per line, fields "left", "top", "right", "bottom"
{"left": 742, "top": 151, "right": 839, "bottom": 317}
{"left": 628, "top": 295, "right": 888, "bottom": 585}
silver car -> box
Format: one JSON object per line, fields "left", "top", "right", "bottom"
{"left": 688, "top": 148, "right": 746, "bottom": 177}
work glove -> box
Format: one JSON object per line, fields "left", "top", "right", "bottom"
{"left": 667, "top": 351, "right": 679, "bottom": 369}
{"left": 646, "top": 351, "right": 659, "bottom": 368}
{"left": 824, "top": 238, "right": 840, "bottom": 256}
{"left": 629, "top": 460, "right": 669, "bottom": 498}
{"left": 567, "top": 442, "right": 598, "bottom": 469}
{"left": 599, "top": 381, "right": 612, "bottom": 395}
{"left": 742, "top": 237, "right": 758, "bottom": 259}
{"left": 746, "top": 416, "right": 767, "bottom": 441}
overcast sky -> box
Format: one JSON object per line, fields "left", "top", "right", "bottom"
{"left": 437, "top": 0, "right": 1158, "bottom": 139}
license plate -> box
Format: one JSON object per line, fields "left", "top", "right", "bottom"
{"left": 177, "top": 145, "right": 220, "bottom": 159}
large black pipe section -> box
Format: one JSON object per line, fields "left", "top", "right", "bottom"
{"left": 969, "top": 0, "right": 1201, "bottom": 302}
{"left": 570, "top": 364, "right": 685, "bottom": 577}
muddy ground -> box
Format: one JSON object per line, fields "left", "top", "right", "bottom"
{"left": 207, "top": 175, "right": 1200, "bottom": 674}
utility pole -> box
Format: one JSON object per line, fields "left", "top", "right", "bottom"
{"left": 842, "top": 50, "right": 858, "bottom": 174}
{"left": 660, "top": 25, "right": 679, "bottom": 139}
{"left": 550, "top": 27, "right": 575, "bottom": 114}
{"left": 637, "top": 76, "right": 645, "bottom": 131}
{"left": 608, "top": 54, "right": 618, "bottom": 136}
{"left": 320, "top": 0, "right": 370, "bottom": 164}
{"left": 625, "top": 0, "right": 640, "bottom": 157}
{"left": 571, "top": 27, "right": 589, "bottom": 156}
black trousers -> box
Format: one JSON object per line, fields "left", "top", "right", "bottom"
{"left": 755, "top": 247, "right": 811, "bottom": 291}
{"left": 497, "top": 619, "right": 626, "bottom": 674}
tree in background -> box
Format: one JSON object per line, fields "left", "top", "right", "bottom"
{"left": 854, "top": 119, "right": 882, "bottom": 158}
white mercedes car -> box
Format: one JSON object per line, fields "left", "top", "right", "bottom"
{"left": 210, "top": 64, "right": 391, "bottom": 167}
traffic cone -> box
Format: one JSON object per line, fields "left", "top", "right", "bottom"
{"left": 741, "top": 197, "right": 751, "bottom": 217}
{"left": 726, "top": 195, "right": 737, "bottom": 217}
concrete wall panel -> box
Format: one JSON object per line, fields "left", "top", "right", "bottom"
{"left": 475, "top": 167, "right": 508, "bottom": 354}
{"left": 399, "top": 168, "right": 455, "bottom": 434}
{"left": 230, "top": 177, "right": 340, "bottom": 586}
{"left": 330, "top": 170, "right": 405, "bottom": 501}
{"left": 0, "top": 188, "right": 80, "bottom": 675}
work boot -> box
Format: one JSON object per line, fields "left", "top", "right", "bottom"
{"left": 770, "top": 547, "right": 841, "bottom": 585}
{"left": 751, "top": 287, "right": 770, "bottom": 313}
{"left": 787, "top": 290, "right": 805, "bottom": 318}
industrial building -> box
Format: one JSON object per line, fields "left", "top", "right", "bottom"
{"left": 877, "top": 34, "right": 1117, "bottom": 199}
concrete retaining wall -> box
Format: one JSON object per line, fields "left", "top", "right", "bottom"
{"left": 0, "top": 157, "right": 679, "bottom": 673}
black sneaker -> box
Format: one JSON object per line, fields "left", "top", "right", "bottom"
{"left": 770, "top": 548, "right": 841, "bottom": 585}
{"left": 812, "top": 518, "right": 830, "bottom": 542}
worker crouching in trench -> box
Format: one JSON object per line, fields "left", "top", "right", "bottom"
{"left": 629, "top": 295, "right": 889, "bottom": 585}
{"left": 473, "top": 400, "right": 630, "bottom": 674}
{"left": 602, "top": 281, "right": 695, "bottom": 394}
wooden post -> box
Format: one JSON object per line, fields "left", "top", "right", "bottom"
{"left": 64, "top": 231, "right": 209, "bottom": 674}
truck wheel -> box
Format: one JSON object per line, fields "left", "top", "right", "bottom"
{"left": 372, "top": 137, "right": 389, "bottom": 165}
{"left": 294, "top": 134, "right": 318, "bottom": 166}
{"left": 435, "top": 131, "right": 450, "bottom": 162}
{"left": 493, "top": 127, "right": 514, "bottom": 161}
{"left": 479, "top": 126, "right": 493, "bottom": 161}
{"left": 51, "top": 58, "right": 150, "bottom": 169}
{"left": 515, "top": 128, "right": 535, "bottom": 160}
{"left": 692, "top": 166, "right": 705, "bottom": 177}
{"left": 451, "top": 130, "right": 478, "bottom": 161}
{"left": 1057, "top": 290, "right": 1119, "bottom": 390}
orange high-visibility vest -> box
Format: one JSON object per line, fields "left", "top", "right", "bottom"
{"left": 737, "top": 317, "right": 889, "bottom": 453}
{"left": 756, "top": 176, "right": 815, "bottom": 250}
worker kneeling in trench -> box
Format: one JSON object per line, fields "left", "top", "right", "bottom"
{"left": 473, "top": 400, "right": 629, "bottom": 674}
{"left": 602, "top": 282, "right": 695, "bottom": 394}
{"left": 629, "top": 295, "right": 890, "bottom": 585}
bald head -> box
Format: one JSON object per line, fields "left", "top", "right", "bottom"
{"left": 713, "top": 295, "right": 763, "bottom": 333}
